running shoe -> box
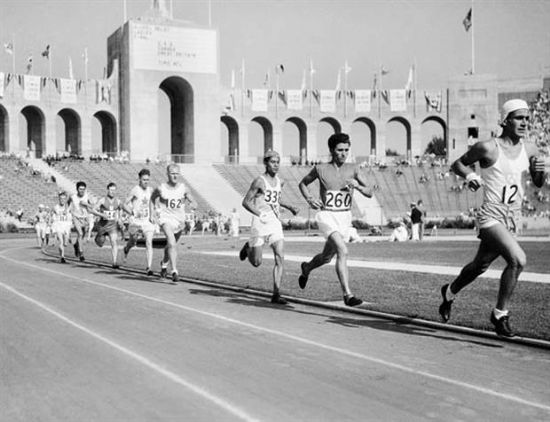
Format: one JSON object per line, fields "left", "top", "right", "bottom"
{"left": 146, "top": 268, "right": 154, "bottom": 276}
{"left": 343, "top": 295, "right": 363, "bottom": 307}
{"left": 123, "top": 245, "right": 129, "bottom": 262}
{"left": 79, "top": 255, "right": 85, "bottom": 262}
{"left": 60, "top": 257, "right": 66, "bottom": 264}
{"left": 270, "top": 294, "right": 288, "bottom": 305}
{"left": 160, "top": 260, "right": 167, "bottom": 278}
{"left": 439, "top": 284, "right": 453, "bottom": 323}
{"left": 73, "top": 243, "right": 79, "bottom": 257}
{"left": 112, "top": 264, "right": 120, "bottom": 269}
{"left": 172, "top": 272, "right": 179, "bottom": 283}
{"left": 490, "top": 312, "right": 515, "bottom": 338}
{"left": 239, "top": 242, "right": 248, "bottom": 261}
{"left": 298, "top": 262, "right": 309, "bottom": 289}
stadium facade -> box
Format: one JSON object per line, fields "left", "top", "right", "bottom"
{"left": 0, "top": 2, "right": 548, "bottom": 165}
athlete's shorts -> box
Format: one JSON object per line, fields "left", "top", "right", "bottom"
{"left": 95, "top": 220, "right": 122, "bottom": 247}
{"left": 52, "top": 221, "right": 71, "bottom": 237}
{"left": 159, "top": 216, "right": 186, "bottom": 235}
{"left": 476, "top": 203, "right": 521, "bottom": 234}
{"left": 35, "top": 223, "right": 47, "bottom": 237}
{"left": 73, "top": 215, "right": 89, "bottom": 233}
{"left": 127, "top": 218, "right": 157, "bottom": 237}
{"left": 315, "top": 210, "right": 353, "bottom": 240}
{"left": 249, "top": 214, "right": 283, "bottom": 247}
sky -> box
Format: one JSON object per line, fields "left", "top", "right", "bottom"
{"left": 1, "top": 0, "right": 550, "bottom": 92}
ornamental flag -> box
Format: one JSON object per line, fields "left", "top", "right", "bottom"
{"left": 463, "top": 8, "right": 472, "bottom": 31}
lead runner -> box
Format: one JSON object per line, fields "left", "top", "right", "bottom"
{"left": 298, "top": 133, "right": 374, "bottom": 307}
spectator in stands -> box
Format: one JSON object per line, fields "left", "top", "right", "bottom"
{"left": 410, "top": 200, "right": 424, "bottom": 241}
{"left": 439, "top": 99, "right": 547, "bottom": 337}
{"left": 298, "top": 133, "right": 373, "bottom": 307}
{"left": 389, "top": 222, "right": 408, "bottom": 242}
{"left": 239, "top": 150, "right": 299, "bottom": 305}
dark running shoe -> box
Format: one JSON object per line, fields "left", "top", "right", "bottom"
{"left": 298, "top": 262, "right": 309, "bottom": 289}
{"left": 490, "top": 313, "right": 515, "bottom": 338}
{"left": 344, "top": 295, "right": 363, "bottom": 307}
{"left": 73, "top": 243, "right": 79, "bottom": 257}
{"left": 112, "top": 264, "right": 120, "bottom": 269}
{"left": 79, "top": 255, "right": 85, "bottom": 262}
{"left": 271, "top": 294, "right": 288, "bottom": 305}
{"left": 172, "top": 272, "right": 179, "bottom": 283}
{"left": 123, "top": 245, "right": 129, "bottom": 262}
{"left": 60, "top": 257, "right": 66, "bottom": 264}
{"left": 439, "top": 284, "right": 453, "bottom": 323}
{"left": 146, "top": 268, "right": 154, "bottom": 277}
{"left": 239, "top": 242, "right": 248, "bottom": 261}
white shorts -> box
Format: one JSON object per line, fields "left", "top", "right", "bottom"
{"left": 128, "top": 218, "right": 157, "bottom": 236}
{"left": 316, "top": 210, "right": 353, "bottom": 240}
{"left": 52, "top": 221, "right": 71, "bottom": 237}
{"left": 35, "top": 223, "right": 48, "bottom": 237}
{"left": 476, "top": 203, "right": 521, "bottom": 233}
{"left": 249, "top": 214, "right": 283, "bottom": 247}
{"left": 159, "top": 216, "right": 186, "bottom": 234}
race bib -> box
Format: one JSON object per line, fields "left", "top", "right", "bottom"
{"left": 323, "top": 190, "right": 352, "bottom": 211}
{"left": 104, "top": 210, "right": 118, "bottom": 220}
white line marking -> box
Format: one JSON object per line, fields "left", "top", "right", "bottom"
{"left": 198, "top": 251, "right": 550, "bottom": 284}
{"left": 0, "top": 281, "right": 258, "bottom": 422}
{"left": 1, "top": 251, "right": 549, "bottom": 413}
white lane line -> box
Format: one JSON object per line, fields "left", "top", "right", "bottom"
{"left": 0, "top": 281, "right": 258, "bottom": 422}
{"left": 198, "top": 251, "right": 550, "bottom": 284}
{"left": 1, "top": 253, "right": 550, "bottom": 413}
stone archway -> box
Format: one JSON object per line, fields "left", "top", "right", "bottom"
{"left": 20, "top": 106, "right": 45, "bottom": 158}
{"left": 387, "top": 116, "right": 412, "bottom": 159}
{"left": 159, "top": 76, "right": 194, "bottom": 163}
{"left": 251, "top": 116, "right": 273, "bottom": 157}
{"left": 352, "top": 117, "right": 377, "bottom": 159}
{"left": 284, "top": 116, "right": 307, "bottom": 163}
{"left": 221, "top": 115, "right": 239, "bottom": 163}
{"left": 94, "top": 110, "right": 117, "bottom": 154}
{"left": 0, "top": 104, "right": 8, "bottom": 152}
{"left": 58, "top": 108, "right": 81, "bottom": 155}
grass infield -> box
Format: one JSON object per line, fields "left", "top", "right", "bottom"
{"left": 46, "top": 233, "right": 550, "bottom": 341}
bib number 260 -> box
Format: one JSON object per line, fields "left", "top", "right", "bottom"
{"left": 325, "top": 191, "right": 351, "bottom": 210}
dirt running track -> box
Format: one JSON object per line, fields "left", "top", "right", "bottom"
{"left": 1, "top": 239, "right": 549, "bottom": 421}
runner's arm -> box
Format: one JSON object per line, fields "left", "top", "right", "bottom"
{"left": 242, "top": 178, "right": 264, "bottom": 217}
{"left": 299, "top": 167, "right": 323, "bottom": 209}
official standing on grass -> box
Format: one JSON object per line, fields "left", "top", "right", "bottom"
{"left": 439, "top": 99, "right": 547, "bottom": 337}
{"left": 298, "top": 133, "right": 373, "bottom": 307}
{"left": 239, "top": 150, "right": 299, "bottom": 305}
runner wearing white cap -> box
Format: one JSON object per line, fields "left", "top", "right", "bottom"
{"left": 439, "top": 99, "right": 547, "bottom": 337}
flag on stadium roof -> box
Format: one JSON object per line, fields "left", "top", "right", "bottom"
{"left": 26, "top": 55, "right": 33, "bottom": 74}
{"left": 463, "top": 8, "right": 472, "bottom": 31}
{"left": 4, "top": 42, "right": 13, "bottom": 55}
{"left": 41, "top": 45, "right": 50, "bottom": 59}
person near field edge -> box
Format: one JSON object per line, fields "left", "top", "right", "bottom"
{"left": 298, "top": 133, "right": 374, "bottom": 307}
{"left": 439, "top": 99, "right": 547, "bottom": 337}
{"left": 239, "top": 150, "right": 299, "bottom": 305}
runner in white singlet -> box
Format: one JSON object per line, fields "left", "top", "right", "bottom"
{"left": 298, "top": 133, "right": 374, "bottom": 308}
{"left": 239, "top": 150, "right": 299, "bottom": 305}
{"left": 439, "top": 99, "right": 547, "bottom": 337}
{"left": 50, "top": 191, "right": 72, "bottom": 263}
{"left": 151, "top": 163, "right": 197, "bottom": 283}
{"left": 68, "top": 181, "right": 93, "bottom": 261}
{"left": 33, "top": 204, "right": 50, "bottom": 249}
{"left": 122, "top": 168, "right": 156, "bottom": 276}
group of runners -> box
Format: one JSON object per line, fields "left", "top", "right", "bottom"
{"left": 35, "top": 99, "right": 546, "bottom": 338}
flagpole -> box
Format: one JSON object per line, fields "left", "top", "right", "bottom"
{"left": 378, "top": 65, "right": 382, "bottom": 119}
{"left": 413, "top": 58, "right": 417, "bottom": 118}
{"left": 123, "top": 0, "right": 127, "bottom": 23}
{"left": 11, "top": 34, "right": 16, "bottom": 74}
{"left": 309, "top": 60, "right": 313, "bottom": 118}
{"left": 241, "top": 58, "right": 245, "bottom": 118}
{"left": 208, "top": 0, "right": 212, "bottom": 27}
{"left": 471, "top": 0, "right": 475, "bottom": 74}
{"left": 275, "top": 67, "right": 279, "bottom": 119}
{"left": 49, "top": 47, "right": 52, "bottom": 79}
{"left": 84, "top": 48, "right": 88, "bottom": 81}
{"left": 343, "top": 62, "right": 348, "bottom": 119}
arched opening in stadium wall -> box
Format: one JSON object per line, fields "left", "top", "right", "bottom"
{"left": 159, "top": 76, "right": 194, "bottom": 163}
{"left": 387, "top": 116, "right": 412, "bottom": 160}
{"left": 251, "top": 116, "right": 273, "bottom": 162}
{"left": 93, "top": 111, "right": 117, "bottom": 155}
{"left": 421, "top": 116, "right": 447, "bottom": 157}
{"left": 351, "top": 117, "right": 377, "bottom": 161}
{"left": 0, "top": 104, "right": 7, "bottom": 152}
{"left": 220, "top": 115, "right": 239, "bottom": 163}
{"left": 283, "top": 117, "right": 307, "bottom": 164}
{"left": 57, "top": 108, "right": 81, "bottom": 155}
{"left": 20, "top": 106, "right": 45, "bottom": 158}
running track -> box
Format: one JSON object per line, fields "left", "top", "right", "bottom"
{"left": 1, "top": 239, "right": 549, "bottom": 421}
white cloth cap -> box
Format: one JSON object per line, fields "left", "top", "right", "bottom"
{"left": 500, "top": 99, "right": 529, "bottom": 124}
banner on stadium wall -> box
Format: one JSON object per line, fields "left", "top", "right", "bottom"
{"left": 23, "top": 75, "right": 41, "bottom": 101}
{"left": 390, "top": 89, "right": 407, "bottom": 112}
{"left": 320, "top": 90, "right": 336, "bottom": 112}
{"left": 0, "top": 72, "right": 4, "bottom": 98}
{"left": 251, "top": 89, "right": 268, "bottom": 112}
{"left": 286, "top": 89, "right": 303, "bottom": 110}
{"left": 354, "top": 89, "right": 371, "bottom": 112}
{"left": 60, "top": 78, "right": 77, "bottom": 104}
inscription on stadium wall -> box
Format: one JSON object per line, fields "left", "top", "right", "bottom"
{"left": 131, "top": 23, "right": 217, "bottom": 74}
{"left": 458, "top": 88, "right": 488, "bottom": 99}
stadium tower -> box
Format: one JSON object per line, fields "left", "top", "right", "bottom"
{"left": 107, "top": 0, "right": 221, "bottom": 163}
